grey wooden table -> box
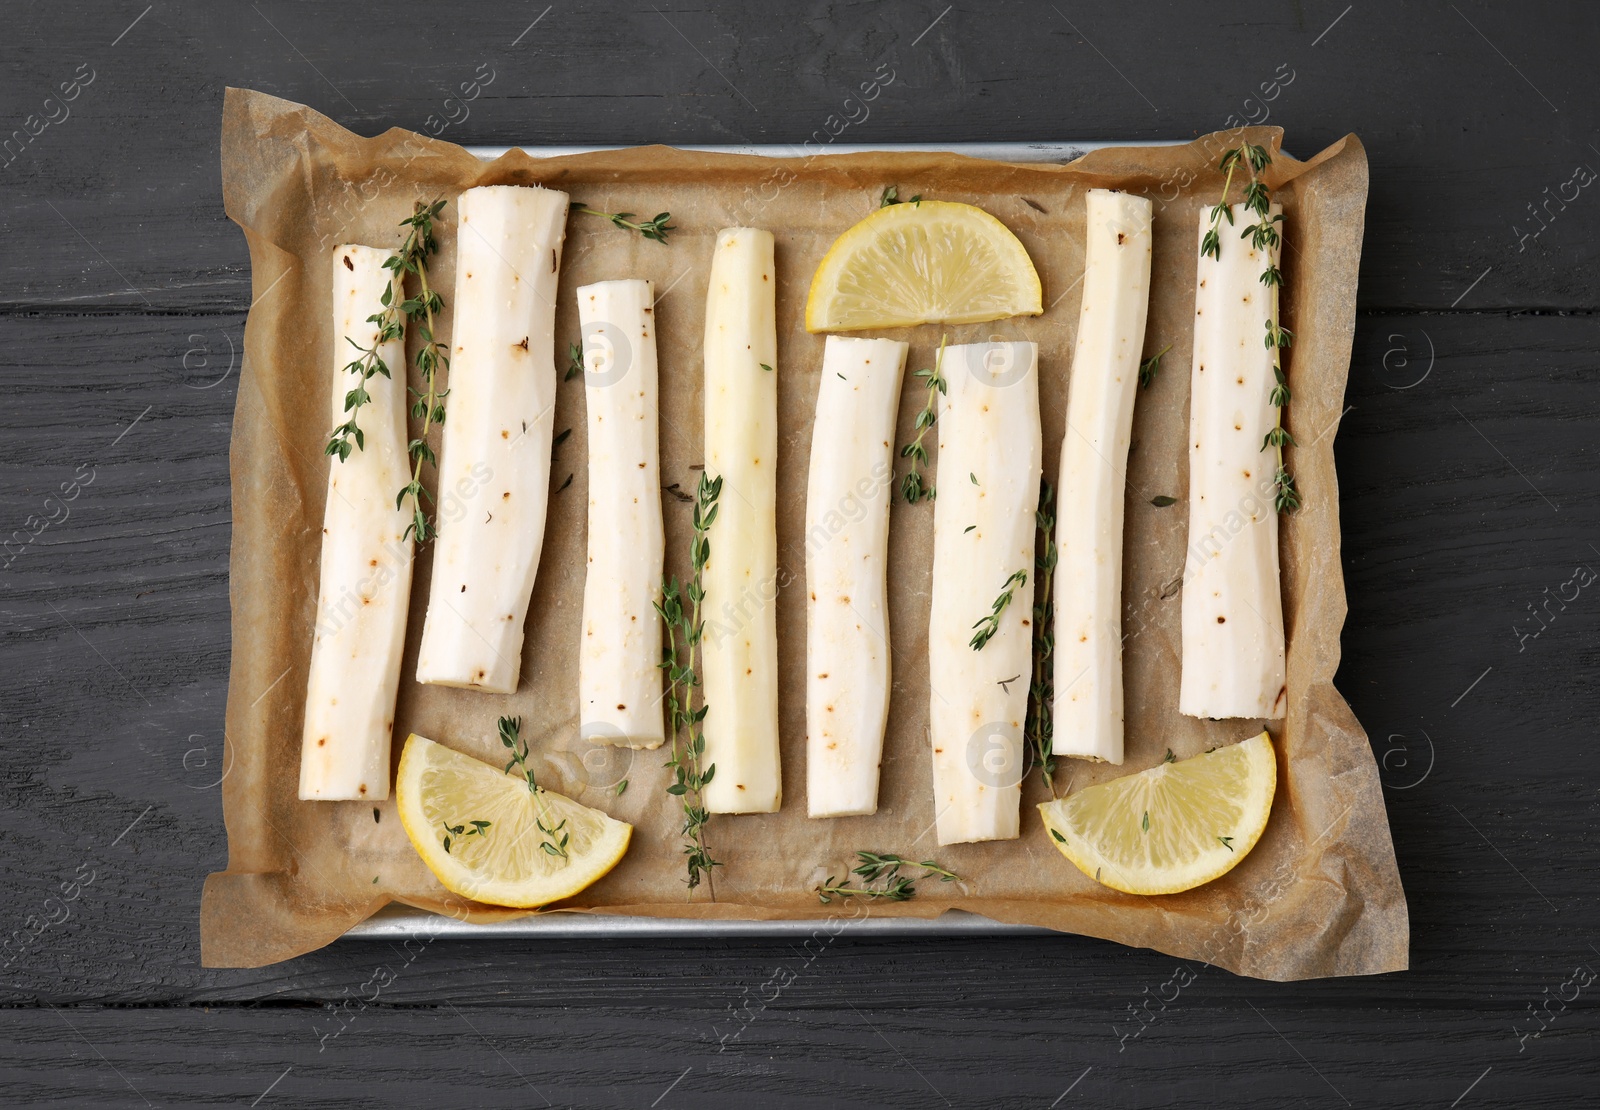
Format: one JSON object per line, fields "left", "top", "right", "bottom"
{"left": 2, "top": 2, "right": 1597, "bottom": 1107}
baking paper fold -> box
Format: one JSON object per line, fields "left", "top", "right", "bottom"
{"left": 203, "top": 87, "right": 1406, "bottom": 980}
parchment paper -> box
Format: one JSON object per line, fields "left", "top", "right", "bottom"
{"left": 203, "top": 87, "right": 1407, "bottom": 979}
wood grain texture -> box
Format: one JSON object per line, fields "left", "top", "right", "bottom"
{"left": 2, "top": 0, "right": 1598, "bottom": 1105}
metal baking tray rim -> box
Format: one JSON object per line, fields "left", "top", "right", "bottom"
{"left": 344, "top": 904, "right": 1052, "bottom": 940}
{"left": 466, "top": 139, "right": 1185, "bottom": 163}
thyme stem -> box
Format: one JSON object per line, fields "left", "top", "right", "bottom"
{"left": 656, "top": 473, "right": 724, "bottom": 894}
{"left": 389, "top": 199, "right": 450, "bottom": 544}
{"left": 971, "top": 569, "right": 1028, "bottom": 651}
{"left": 899, "top": 334, "right": 948, "bottom": 504}
{"left": 1202, "top": 144, "right": 1299, "bottom": 512}
{"left": 571, "top": 205, "right": 674, "bottom": 243}
{"left": 497, "top": 715, "right": 569, "bottom": 862}
{"left": 325, "top": 257, "right": 403, "bottom": 462}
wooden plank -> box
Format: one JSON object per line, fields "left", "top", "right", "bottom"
{"left": 0, "top": 999, "right": 1593, "bottom": 1108}
{"left": 0, "top": 3, "right": 1596, "bottom": 311}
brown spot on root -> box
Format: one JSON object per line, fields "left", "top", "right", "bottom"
{"left": 551, "top": 249, "right": 557, "bottom": 272}
{"left": 1216, "top": 615, "right": 1226, "bottom": 623}
{"left": 517, "top": 336, "right": 529, "bottom": 351}
{"left": 342, "top": 255, "right": 354, "bottom": 271}
{"left": 617, "top": 703, "right": 626, "bottom": 711}
{"left": 1117, "top": 232, "right": 1126, "bottom": 244}
{"left": 1273, "top": 685, "right": 1288, "bottom": 713}
{"left": 317, "top": 737, "right": 326, "bottom": 747}
{"left": 358, "top": 784, "right": 368, "bottom": 795}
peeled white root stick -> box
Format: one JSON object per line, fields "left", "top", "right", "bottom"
{"left": 1052, "top": 190, "right": 1154, "bottom": 765}
{"left": 1179, "top": 202, "right": 1287, "bottom": 720}
{"left": 577, "top": 279, "right": 665, "bottom": 749}
{"left": 805, "top": 335, "right": 909, "bottom": 818}
{"left": 300, "top": 245, "right": 413, "bottom": 801}
{"left": 417, "top": 184, "right": 569, "bottom": 694}
{"left": 928, "top": 341, "right": 1041, "bottom": 845}
{"left": 701, "top": 228, "right": 781, "bottom": 814}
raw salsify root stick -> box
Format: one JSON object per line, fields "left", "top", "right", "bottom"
{"left": 300, "top": 245, "right": 413, "bottom": 800}
{"left": 805, "top": 335, "right": 909, "bottom": 818}
{"left": 927, "top": 340, "right": 1042, "bottom": 845}
{"left": 1179, "top": 202, "right": 1288, "bottom": 720}
{"left": 577, "top": 279, "right": 665, "bottom": 749}
{"left": 416, "top": 185, "right": 569, "bottom": 693}
{"left": 1052, "top": 189, "right": 1154, "bottom": 765}
{"left": 700, "top": 228, "right": 782, "bottom": 814}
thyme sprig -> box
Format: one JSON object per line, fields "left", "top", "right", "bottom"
{"left": 496, "top": 715, "right": 570, "bottom": 862}
{"left": 899, "top": 335, "right": 948, "bottom": 504}
{"left": 880, "top": 185, "right": 922, "bottom": 207}
{"left": 971, "top": 569, "right": 1027, "bottom": 651}
{"left": 816, "top": 851, "right": 960, "bottom": 904}
{"left": 565, "top": 340, "right": 584, "bottom": 382}
{"left": 1137, "top": 343, "right": 1171, "bottom": 390}
{"left": 1201, "top": 144, "right": 1299, "bottom": 512}
{"left": 1026, "top": 480, "right": 1058, "bottom": 797}
{"left": 655, "top": 473, "right": 724, "bottom": 893}
{"left": 572, "top": 205, "right": 674, "bottom": 244}
{"left": 325, "top": 265, "right": 404, "bottom": 462}
{"left": 440, "top": 819, "right": 490, "bottom": 855}
{"left": 389, "top": 199, "right": 450, "bottom": 544}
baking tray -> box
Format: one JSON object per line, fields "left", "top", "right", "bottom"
{"left": 343, "top": 138, "right": 1174, "bottom": 944}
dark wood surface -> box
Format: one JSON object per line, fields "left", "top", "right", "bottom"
{"left": 3, "top": 1, "right": 1597, "bottom": 1106}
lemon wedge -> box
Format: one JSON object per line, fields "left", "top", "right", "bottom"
{"left": 396, "top": 733, "right": 631, "bottom": 908}
{"left": 805, "top": 200, "right": 1043, "bottom": 332}
{"left": 1039, "top": 731, "right": 1276, "bottom": 895}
